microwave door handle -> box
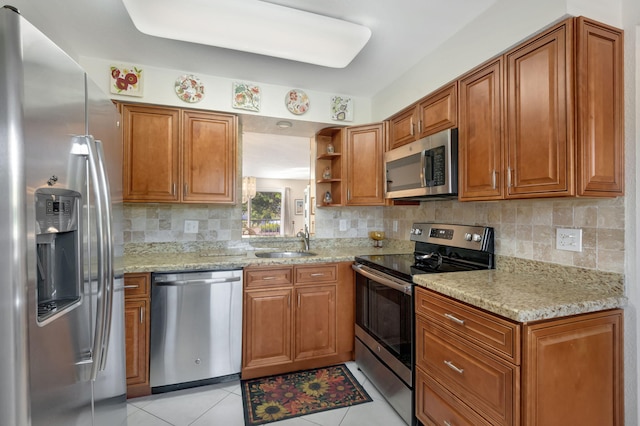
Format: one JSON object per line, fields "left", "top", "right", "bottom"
{"left": 420, "top": 150, "right": 427, "bottom": 187}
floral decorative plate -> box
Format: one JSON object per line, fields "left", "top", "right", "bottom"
{"left": 175, "top": 74, "right": 204, "bottom": 103}
{"left": 285, "top": 89, "right": 309, "bottom": 115}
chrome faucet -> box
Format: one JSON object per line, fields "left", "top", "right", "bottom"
{"left": 297, "top": 224, "right": 310, "bottom": 251}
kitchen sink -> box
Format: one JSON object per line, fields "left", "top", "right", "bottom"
{"left": 254, "top": 251, "right": 316, "bottom": 258}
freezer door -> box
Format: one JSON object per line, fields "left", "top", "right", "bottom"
{"left": 86, "top": 75, "right": 127, "bottom": 425}
{"left": 20, "top": 12, "right": 94, "bottom": 426}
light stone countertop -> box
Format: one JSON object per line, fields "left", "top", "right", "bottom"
{"left": 124, "top": 240, "right": 626, "bottom": 323}
{"left": 413, "top": 268, "right": 626, "bottom": 323}
{"left": 123, "top": 246, "right": 409, "bottom": 273}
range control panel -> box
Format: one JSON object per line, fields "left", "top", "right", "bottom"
{"left": 410, "top": 223, "right": 494, "bottom": 252}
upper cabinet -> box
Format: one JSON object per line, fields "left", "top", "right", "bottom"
{"left": 345, "top": 123, "right": 387, "bottom": 206}
{"left": 315, "top": 123, "right": 387, "bottom": 207}
{"left": 388, "top": 83, "right": 457, "bottom": 150}
{"left": 121, "top": 103, "right": 237, "bottom": 204}
{"left": 459, "top": 17, "right": 624, "bottom": 201}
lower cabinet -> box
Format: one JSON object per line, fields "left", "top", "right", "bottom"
{"left": 241, "top": 262, "right": 354, "bottom": 380}
{"left": 124, "top": 273, "right": 151, "bottom": 398}
{"left": 415, "top": 286, "right": 623, "bottom": 426}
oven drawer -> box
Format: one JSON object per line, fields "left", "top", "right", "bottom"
{"left": 415, "top": 287, "right": 520, "bottom": 364}
{"left": 416, "top": 316, "right": 518, "bottom": 426}
{"left": 244, "top": 266, "right": 293, "bottom": 288}
{"left": 415, "top": 366, "right": 492, "bottom": 426}
{"left": 295, "top": 264, "right": 337, "bottom": 284}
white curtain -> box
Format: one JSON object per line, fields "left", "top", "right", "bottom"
{"left": 283, "top": 187, "right": 294, "bottom": 236}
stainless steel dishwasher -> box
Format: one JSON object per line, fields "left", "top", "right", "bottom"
{"left": 149, "top": 269, "right": 242, "bottom": 391}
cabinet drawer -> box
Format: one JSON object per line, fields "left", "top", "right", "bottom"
{"left": 124, "top": 273, "right": 150, "bottom": 298}
{"left": 416, "top": 366, "right": 492, "bottom": 426}
{"left": 416, "top": 317, "right": 517, "bottom": 426}
{"left": 244, "top": 267, "right": 293, "bottom": 288}
{"left": 295, "top": 264, "right": 337, "bottom": 284}
{"left": 416, "top": 288, "right": 520, "bottom": 364}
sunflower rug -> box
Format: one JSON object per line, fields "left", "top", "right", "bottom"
{"left": 241, "top": 364, "right": 372, "bottom": 425}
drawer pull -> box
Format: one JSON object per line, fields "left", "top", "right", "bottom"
{"left": 444, "top": 421, "right": 452, "bottom": 426}
{"left": 262, "top": 276, "right": 276, "bottom": 280}
{"left": 444, "top": 313, "right": 465, "bottom": 326}
{"left": 444, "top": 360, "right": 464, "bottom": 374}
{"left": 124, "top": 285, "right": 139, "bottom": 289}
{"left": 310, "top": 273, "right": 325, "bottom": 277}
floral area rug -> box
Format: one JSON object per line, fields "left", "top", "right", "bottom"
{"left": 241, "top": 364, "right": 372, "bottom": 425}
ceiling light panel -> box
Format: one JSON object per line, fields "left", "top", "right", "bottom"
{"left": 122, "top": 0, "right": 371, "bottom": 68}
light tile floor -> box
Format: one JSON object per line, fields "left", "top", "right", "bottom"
{"left": 126, "top": 362, "right": 408, "bottom": 426}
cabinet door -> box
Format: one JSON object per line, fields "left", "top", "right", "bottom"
{"left": 505, "top": 20, "right": 573, "bottom": 198}
{"left": 575, "top": 17, "right": 624, "bottom": 196}
{"left": 182, "top": 110, "right": 237, "bottom": 203}
{"left": 388, "top": 107, "right": 417, "bottom": 149}
{"left": 417, "top": 82, "right": 457, "bottom": 138}
{"left": 122, "top": 104, "right": 180, "bottom": 202}
{"left": 243, "top": 289, "right": 293, "bottom": 369}
{"left": 124, "top": 299, "right": 149, "bottom": 387}
{"left": 294, "top": 285, "right": 337, "bottom": 360}
{"left": 458, "top": 60, "right": 504, "bottom": 201}
{"left": 345, "top": 123, "right": 386, "bottom": 206}
{"left": 523, "top": 310, "right": 623, "bottom": 426}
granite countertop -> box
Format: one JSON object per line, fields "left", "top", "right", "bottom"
{"left": 124, "top": 239, "right": 626, "bottom": 324}
{"left": 124, "top": 246, "right": 409, "bottom": 273}
{"left": 413, "top": 266, "right": 626, "bottom": 323}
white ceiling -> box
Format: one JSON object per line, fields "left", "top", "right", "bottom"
{"left": 14, "top": 0, "right": 497, "bottom": 100}
{"left": 12, "top": 0, "right": 498, "bottom": 176}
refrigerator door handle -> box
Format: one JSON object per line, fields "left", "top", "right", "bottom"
{"left": 94, "top": 138, "right": 114, "bottom": 372}
{"left": 81, "top": 135, "right": 114, "bottom": 379}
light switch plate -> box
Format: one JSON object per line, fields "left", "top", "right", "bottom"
{"left": 184, "top": 220, "right": 199, "bottom": 234}
{"left": 339, "top": 219, "right": 347, "bottom": 231}
{"left": 556, "top": 228, "right": 582, "bottom": 252}
{"left": 393, "top": 220, "right": 398, "bottom": 232}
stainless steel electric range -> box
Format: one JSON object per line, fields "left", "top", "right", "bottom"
{"left": 353, "top": 223, "right": 495, "bottom": 425}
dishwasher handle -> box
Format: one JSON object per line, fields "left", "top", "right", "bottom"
{"left": 154, "top": 276, "right": 241, "bottom": 287}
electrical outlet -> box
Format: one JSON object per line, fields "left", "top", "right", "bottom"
{"left": 184, "top": 220, "right": 199, "bottom": 234}
{"left": 556, "top": 228, "right": 582, "bottom": 252}
{"left": 393, "top": 220, "right": 398, "bottom": 232}
{"left": 339, "top": 219, "right": 347, "bottom": 231}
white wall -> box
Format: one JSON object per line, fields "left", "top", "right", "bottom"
{"left": 371, "top": 0, "right": 621, "bottom": 120}
{"left": 80, "top": 57, "right": 373, "bottom": 127}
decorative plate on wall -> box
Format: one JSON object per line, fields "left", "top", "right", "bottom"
{"left": 175, "top": 74, "right": 205, "bottom": 103}
{"left": 285, "top": 89, "right": 309, "bottom": 115}
{"left": 232, "top": 82, "right": 261, "bottom": 112}
{"left": 330, "top": 96, "right": 353, "bottom": 121}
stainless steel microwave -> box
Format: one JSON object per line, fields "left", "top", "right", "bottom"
{"left": 385, "top": 128, "right": 458, "bottom": 200}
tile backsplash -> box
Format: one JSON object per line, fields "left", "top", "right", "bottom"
{"left": 123, "top": 195, "right": 624, "bottom": 273}
{"left": 383, "top": 197, "right": 625, "bottom": 274}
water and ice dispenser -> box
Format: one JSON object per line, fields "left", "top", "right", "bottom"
{"left": 35, "top": 189, "right": 82, "bottom": 324}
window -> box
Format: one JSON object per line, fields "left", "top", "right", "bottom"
{"left": 242, "top": 190, "right": 283, "bottom": 236}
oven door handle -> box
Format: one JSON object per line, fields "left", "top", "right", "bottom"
{"left": 352, "top": 264, "right": 412, "bottom": 294}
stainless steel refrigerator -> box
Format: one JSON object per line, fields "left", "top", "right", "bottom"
{"left": 0, "top": 6, "right": 127, "bottom": 425}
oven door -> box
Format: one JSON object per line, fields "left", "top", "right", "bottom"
{"left": 353, "top": 264, "right": 413, "bottom": 384}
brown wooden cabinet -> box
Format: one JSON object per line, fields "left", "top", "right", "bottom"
{"left": 242, "top": 262, "right": 354, "bottom": 380}
{"left": 345, "top": 122, "right": 387, "bottom": 206}
{"left": 458, "top": 17, "right": 624, "bottom": 201}
{"left": 458, "top": 59, "right": 504, "bottom": 201}
{"left": 388, "top": 82, "right": 457, "bottom": 150}
{"left": 415, "top": 286, "right": 623, "bottom": 426}
{"left": 315, "top": 123, "right": 386, "bottom": 207}
{"left": 124, "top": 273, "right": 151, "bottom": 398}
{"left": 121, "top": 103, "right": 237, "bottom": 204}
{"left": 505, "top": 19, "right": 573, "bottom": 198}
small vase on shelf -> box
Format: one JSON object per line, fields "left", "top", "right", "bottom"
{"left": 326, "top": 143, "right": 335, "bottom": 154}
{"left": 322, "top": 167, "right": 331, "bottom": 179}
{"left": 323, "top": 191, "right": 333, "bottom": 204}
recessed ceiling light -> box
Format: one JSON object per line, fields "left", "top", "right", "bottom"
{"left": 276, "top": 121, "right": 292, "bottom": 129}
{"left": 122, "top": 0, "right": 371, "bottom": 68}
